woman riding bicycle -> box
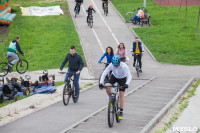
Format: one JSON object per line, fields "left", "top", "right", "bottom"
{"left": 98, "top": 46, "right": 114, "bottom": 66}
{"left": 115, "top": 43, "right": 127, "bottom": 62}
{"left": 86, "top": 5, "right": 96, "bottom": 23}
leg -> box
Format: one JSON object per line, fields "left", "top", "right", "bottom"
{"left": 106, "top": 83, "right": 112, "bottom": 96}
{"left": 138, "top": 54, "right": 142, "bottom": 69}
{"left": 78, "top": 4, "right": 81, "bottom": 13}
{"left": 106, "top": 74, "right": 117, "bottom": 96}
{"left": 9, "top": 53, "right": 19, "bottom": 65}
{"left": 87, "top": 15, "right": 89, "bottom": 22}
{"left": 102, "top": 2, "right": 104, "bottom": 9}
{"left": 132, "top": 15, "right": 137, "bottom": 22}
{"left": 133, "top": 55, "right": 136, "bottom": 67}
{"left": 119, "top": 91, "right": 125, "bottom": 109}
{"left": 64, "top": 69, "right": 72, "bottom": 82}
{"left": 74, "top": 72, "right": 80, "bottom": 97}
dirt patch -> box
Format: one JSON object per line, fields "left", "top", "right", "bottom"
{"left": 0, "top": 26, "right": 9, "bottom": 34}
{"left": 154, "top": 0, "right": 200, "bottom": 6}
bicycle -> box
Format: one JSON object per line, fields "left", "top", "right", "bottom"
{"left": 98, "top": 62, "right": 111, "bottom": 88}
{"left": 125, "top": 9, "right": 137, "bottom": 23}
{"left": 0, "top": 53, "right": 28, "bottom": 77}
{"left": 87, "top": 10, "right": 95, "bottom": 28}
{"left": 59, "top": 72, "right": 78, "bottom": 106}
{"left": 133, "top": 54, "right": 141, "bottom": 78}
{"left": 74, "top": 3, "right": 81, "bottom": 18}
{"left": 103, "top": 1, "right": 108, "bottom": 16}
{"left": 103, "top": 85, "right": 123, "bottom": 127}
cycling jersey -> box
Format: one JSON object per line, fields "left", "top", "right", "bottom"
{"left": 100, "top": 62, "right": 132, "bottom": 85}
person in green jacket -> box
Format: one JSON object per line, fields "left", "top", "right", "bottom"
{"left": 7, "top": 37, "right": 24, "bottom": 68}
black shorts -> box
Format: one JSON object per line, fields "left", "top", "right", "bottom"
{"left": 108, "top": 74, "right": 126, "bottom": 92}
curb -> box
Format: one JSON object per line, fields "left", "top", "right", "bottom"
{"left": 59, "top": 77, "right": 155, "bottom": 133}
{"left": 139, "top": 78, "right": 194, "bottom": 133}
{"left": 66, "top": 0, "right": 94, "bottom": 77}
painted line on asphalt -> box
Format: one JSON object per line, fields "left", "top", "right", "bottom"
{"left": 81, "top": 5, "right": 105, "bottom": 53}
{"left": 91, "top": 0, "right": 120, "bottom": 45}
{"left": 59, "top": 77, "right": 156, "bottom": 133}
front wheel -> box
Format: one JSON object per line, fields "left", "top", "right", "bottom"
{"left": 125, "top": 12, "right": 134, "bottom": 23}
{"left": 0, "top": 62, "right": 9, "bottom": 77}
{"left": 115, "top": 95, "right": 120, "bottom": 123}
{"left": 108, "top": 95, "right": 115, "bottom": 127}
{"left": 63, "top": 83, "right": 71, "bottom": 106}
{"left": 16, "top": 60, "right": 28, "bottom": 74}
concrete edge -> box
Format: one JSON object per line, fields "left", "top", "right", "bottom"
{"left": 66, "top": 0, "right": 94, "bottom": 77}
{"left": 0, "top": 81, "right": 98, "bottom": 127}
{"left": 59, "top": 77, "right": 156, "bottom": 133}
{"left": 139, "top": 78, "right": 194, "bottom": 133}
{"left": 109, "top": 1, "right": 126, "bottom": 23}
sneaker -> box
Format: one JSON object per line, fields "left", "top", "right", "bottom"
{"left": 110, "top": 103, "right": 112, "bottom": 107}
{"left": 73, "top": 96, "right": 79, "bottom": 103}
{"left": 133, "top": 63, "right": 135, "bottom": 67}
{"left": 139, "top": 69, "right": 142, "bottom": 73}
{"left": 119, "top": 111, "right": 123, "bottom": 120}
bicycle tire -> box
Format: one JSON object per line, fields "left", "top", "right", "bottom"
{"left": 0, "top": 62, "right": 9, "bottom": 77}
{"left": 108, "top": 95, "right": 115, "bottom": 127}
{"left": 90, "top": 20, "right": 93, "bottom": 28}
{"left": 125, "top": 12, "right": 134, "bottom": 23}
{"left": 63, "top": 83, "right": 71, "bottom": 106}
{"left": 16, "top": 60, "right": 28, "bottom": 74}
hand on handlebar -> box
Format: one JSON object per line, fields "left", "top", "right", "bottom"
{"left": 99, "top": 83, "right": 104, "bottom": 90}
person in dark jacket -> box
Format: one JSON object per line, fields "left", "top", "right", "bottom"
{"left": 7, "top": 37, "right": 24, "bottom": 68}
{"left": 59, "top": 46, "right": 84, "bottom": 102}
{"left": 131, "top": 37, "right": 144, "bottom": 72}
{"left": 74, "top": 0, "right": 83, "bottom": 14}
{"left": 86, "top": 5, "right": 96, "bottom": 23}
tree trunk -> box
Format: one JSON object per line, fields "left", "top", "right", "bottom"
{"left": 185, "top": 0, "right": 187, "bottom": 27}
{"left": 196, "top": 7, "right": 200, "bottom": 37}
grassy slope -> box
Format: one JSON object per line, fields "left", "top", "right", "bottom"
{"left": 112, "top": 0, "right": 200, "bottom": 65}
{"left": 0, "top": 0, "right": 85, "bottom": 71}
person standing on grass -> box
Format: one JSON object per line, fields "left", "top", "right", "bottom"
{"left": 115, "top": 43, "right": 128, "bottom": 62}
{"left": 131, "top": 37, "right": 144, "bottom": 72}
{"left": 59, "top": 46, "right": 84, "bottom": 103}
{"left": 7, "top": 37, "right": 24, "bottom": 69}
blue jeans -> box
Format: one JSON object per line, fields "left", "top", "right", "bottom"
{"left": 65, "top": 69, "right": 80, "bottom": 97}
{"left": 132, "top": 16, "right": 140, "bottom": 24}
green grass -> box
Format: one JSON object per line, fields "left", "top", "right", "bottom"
{"left": 55, "top": 81, "right": 65, "bottom": 87}
{"left": 0, "top": 0, "right": 85, "bottom": 71}
{"left": 112, "top": 0, "right": 200, "bottom": 65}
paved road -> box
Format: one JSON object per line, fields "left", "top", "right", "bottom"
{"left": 1, "top": 0, "right": 200, "bottom": 133}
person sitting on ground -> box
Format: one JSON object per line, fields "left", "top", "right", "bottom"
{"left": 86, "top": 5, "right": 96, "bottom": 23}
{"left": 74, "top": 0, "right": 83, "bottom": 14}
{"left": 7, "top": 37, "right": 24, "bottom": 68}
{"left": 98, "top": 46, "right": 114, "bottom": 66}
{"left": 132, "top": 8, "right": 144, "bottom": 25}
{"left": 115, "top": 43, "right": 128, "bottom": 62}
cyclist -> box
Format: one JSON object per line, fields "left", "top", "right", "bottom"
{"left": 98, "top": 46, "right": 114, "bottom": 65}
{"left": 102, "top": 0, "right": 110, "bottom": 11}
{"left": 115, "top": 43, "right": 128, "bottom": 62}
{"left": 99, "top": 55, "right": 132, "bottom": 120}
{"left": 74, "top": 0, "right": 83, "bottom": 14}
{"left": 59, "top": 46, "right": 84, "bottom": 102}
{"left": 7, "top": 37, "right": 24, "bottom": 68}
{"left": 131, "top": 36, "right": 144, "bottom": 72}
{"left": 86, "top": 5, "right": 96, "bottom": 23}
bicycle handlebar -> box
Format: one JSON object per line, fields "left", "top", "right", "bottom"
{"left": 103, "top": 85, "right": 124, "bottom": 88}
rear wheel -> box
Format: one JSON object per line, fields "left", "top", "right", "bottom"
{"left": 0, "top": 62, "right": 9, "bottom": 77}
{"left": 108, "top": 95, "right": 115, "bottom": 127}
{"left": 136, "top": 66, "right": 139, "bottom": 77}
{"left": 63, "top": 83, "right": 71, "bottom": 106}
{"left": 16, "top": 60, "right": 28, "bottom": 74}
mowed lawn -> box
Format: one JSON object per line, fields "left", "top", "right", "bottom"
{"left": 112, "top": 0, "right": 200, "bottom": 65}
{"left": 0, "top": 0, "right": 85, "bottom": 71}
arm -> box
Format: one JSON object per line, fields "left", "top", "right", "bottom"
{"left": 78, "top": 56, "right": 84, "bottom": 71}
{"left": 100, "top": 64, "right": 112, "bottom": 84}
{"left": 16, "top": 42, "right": 24, "bottom": 55}
{"left": 125, "top": 66, "right": 132, "bottom": 85}
{"left": 99, "top": 53, "right": 106, "bottom": 62}
{"left": 141, "top": 42, "right": 144, "bottom": 52}
{"left": 60, "top": 54, "right": 69, "bottom": 71}
{"left": 92, "top": 8, "right": 96, "bottom": 12}
{"left": 114, "top": 49, "right": 118, "bottom": 55}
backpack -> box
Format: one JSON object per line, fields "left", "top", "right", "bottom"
{"left": 141, "top": 11, "right": 145, "bottom": 18}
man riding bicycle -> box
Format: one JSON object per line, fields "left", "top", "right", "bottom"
{"left": 59, "top": 46, "right": 84, "bottom": 102}
{"left": 7, "top": 37, "right": 24, "bottom": 69}
{"left": 131, "top": 36, "right": 144, "bottom": 72}
{"left": 99, "top": 55, "right": 132, "bottom": 120}
{"left": 74, "top": 0, "right": 83, "bottom": 14}
{"left": 102, "top": 0, "right": 110, "bottom": 9}
{"left": 86, "top": 5, "right": 96, "bottom": 23}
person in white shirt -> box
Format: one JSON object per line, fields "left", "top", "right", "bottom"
{"left": 132, "top": 8, "right": 142, "bottom": 24}
{"left": 99, "top": 55, "right": 132, "bottom": 120}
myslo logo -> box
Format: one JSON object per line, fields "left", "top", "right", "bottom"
{"left": 173, "top": 127, "right": 198, "bottom": 132}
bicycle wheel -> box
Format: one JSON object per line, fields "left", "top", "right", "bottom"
{"left": 0, "top": 62, "right": 9, "bottom": 77}
{"left": 115, "top": 94, "right": 120, "bottom": 123}
{"left": 136, "top": 65, "right": 139, "bottom": 77}
{"left": 108, "top": 95, "right": 115, "bottom": 127}
{"left": 90, "top": 19, "right": 93, "bottom": 28}
{"left": 16, "top": 60, "right": 28, "bottom": 74}
{"left": 125, "top": 12, "right": 134, "bottom": 23}
{"left": 63, "top": 83, "right": 71, "bottom": 106}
